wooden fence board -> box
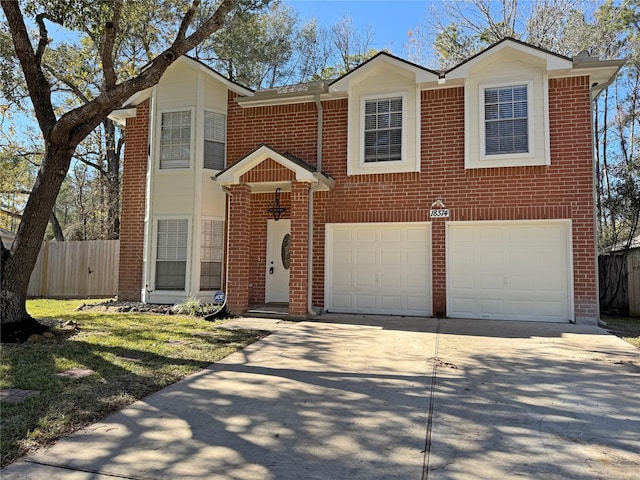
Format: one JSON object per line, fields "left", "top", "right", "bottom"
{"left": 26, "top": 240, "right": 119, "bottom": 298}
{"left": 629, "top": 250, "right": 640, "bottom": 317}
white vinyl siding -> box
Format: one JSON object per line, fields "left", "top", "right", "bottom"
{"left": 364, "top": 96, "right": 403, "bottom": 163}
{"left": 156, "top": 219, "right": 188, "bottom": 290}
{"left": 160, "top": 111, "right": 191, "bottom": 169}
{"left": 200, "top": 219, "right": 224, "bottom": 290}
{"left": 484, "top": 85, "right": 528, "bottom": 155}
{"left": 204, "top": 111, "right": 226, "bottom": 170}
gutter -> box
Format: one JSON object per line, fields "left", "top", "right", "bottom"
{"left": 307, "top": 93, "right": 324, "bottom": 316}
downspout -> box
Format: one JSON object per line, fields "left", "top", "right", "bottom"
{"left": 308, "top": 92, "right": 324, "bottom": 315}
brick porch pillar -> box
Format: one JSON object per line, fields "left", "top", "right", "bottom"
{"left": 226, "top": 184, "right": 251, "bottom": 314}
{"left": 289, "top": 181, "right": 309, "bottom": 316}
{"left": 431, "top": 219, "right": 447, "bottom": 317}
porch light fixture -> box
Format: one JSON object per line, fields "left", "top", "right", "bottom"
{"left": 267, "top": 188, "right": 286, "bottom": 221}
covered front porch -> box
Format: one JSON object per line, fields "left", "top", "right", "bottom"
{"left": 215, "top": 144, "right": 333, "bottom": 316}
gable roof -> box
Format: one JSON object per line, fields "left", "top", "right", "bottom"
{"left": 215, "top": 144, "right": 334, "bottom": 192}
{"left": 109, "top": 55, "right": 254, "bottom": 125}
{"left": 329, "top": 51, "right": 441, "bottom": 92}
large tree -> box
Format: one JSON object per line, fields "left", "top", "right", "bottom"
{"left": 0, "top": 0, "right": 266, "bottom": 336}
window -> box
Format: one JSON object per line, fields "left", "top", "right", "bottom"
{"left": 156, "top": 219, "right": 188, "bottom": 290}
{"left": 200, "top": 219, "right": 224, "bottom": 290}
{"left": 204, "top": 111, "right": 226, "bottom": 170}
{"left": 484, "top": 85, "right": 528, "bottom": 155}
{"left": 364, "top": 96, "right": 402, "bottom": 163}
{"left": 160, "top": 111, "right": 191, "bottom": 169}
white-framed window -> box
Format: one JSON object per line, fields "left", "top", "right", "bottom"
{"left": 160, "top": 110, "right": 191, "bottom": 169}
{"left": 363, "top": 96, "right": 403, "bottom": 163}
{"left": 200, "top": 218, "right": 224, "bottom": 290}
{"left": 204, "top": 111, "right": 226, "bottom": 170}
{"left": 155, "top": 218, "right": 188, "bottom": 290}
{"left": 483, "top": 84, "right": 529, "bottom": 155}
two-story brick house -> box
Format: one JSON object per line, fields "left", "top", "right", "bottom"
{"left": 110, "top": 38, "right": 624, "bottom": 324}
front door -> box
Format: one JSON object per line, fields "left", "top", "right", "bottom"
{"left": 266, "top": 219, "right": 291, "bottom": 303}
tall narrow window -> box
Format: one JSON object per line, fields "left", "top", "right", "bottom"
{"left": 364, "top": 96, "right": 402, "bottom": 163}
{"left": 156, "top": 219, "right": 188, "bottom": 290}
{"left": 160, "top": 111, "right": 191, "bottom": 169}
{"left": 484, "top": 85, "right": 528, "bottom": 155}
{"left": 200, "top": 219, "right": 224, "bottom": 290}
{"left": 204, "top": 111, "right": 226, "bottom": 170}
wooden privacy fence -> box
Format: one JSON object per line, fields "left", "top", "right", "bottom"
{"left": 599, "top": 249, "right": 640, "bottom": 317}
{"left": 27, "top": 240, "right": 119, "bottom": 299}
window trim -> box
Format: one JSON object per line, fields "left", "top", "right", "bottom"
{"left": 479, "top": 80, "right": 535, "bottom": 161}
{"left": 203, "top": 109, "right": 227, "bottom": 171}
{"left": 151, "top": 216, "right": 191, "bottom": 293}
{"left": 157, "top": 108, "right": 195, "bottom": 172}
{"left": 359, "top": 91, "right": 408, "bottom": 168}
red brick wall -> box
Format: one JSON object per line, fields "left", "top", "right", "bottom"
{"left": 227, "top": 92, "right": 319, "bottom": 167}
{"left": 226, "top": 184, "right": 252, "bottom": 313}
{"left": 229, "top": 76, "right": 597, "bottom": 320}
{"left": 289, "top": 182, "right": 310, "bottom": 315}
{"left": 118, "top": 100, "right": 149, "bottom": 302}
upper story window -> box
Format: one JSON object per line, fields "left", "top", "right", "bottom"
{"left": 483, "top": 85, "right": 529, "bottom": 156}
{"left": 364, "top": 96, "right": 403, "bottom": 163}
{"left": 160, "top": 111, "right": 191, "bottom": 169}
{"left": 204, "top": 111, "right": 226, "bottom": 170}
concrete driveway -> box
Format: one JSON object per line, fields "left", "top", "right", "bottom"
{"left": 2, "top": 316, "right": 639, "bottom": 479}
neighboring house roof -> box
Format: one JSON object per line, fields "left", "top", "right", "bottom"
{"left": 215, "top": 144, "right": 335, "bottom": 192}
{"left": 607, "top": 234, "right": 640, "bottom": 253}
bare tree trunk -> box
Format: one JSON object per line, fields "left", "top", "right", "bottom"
{"left": 1, "top": 143, "right": 74, "bottom": 325}
{"left": 49, "top": 210, "right": 65, "bottom": 242}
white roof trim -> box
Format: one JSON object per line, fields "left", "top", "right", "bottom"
{"left": 446, "top": 40, "right": 573, "bottom": 80}
{"left": 215, "top": 145, "right": 334, "bottom": 191}
{"left": 330, "top": 54, "right": 440, "bottom": 93}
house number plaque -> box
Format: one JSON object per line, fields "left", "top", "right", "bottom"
{"left": 430, "top": 209, "right": 450, "bottom": 218}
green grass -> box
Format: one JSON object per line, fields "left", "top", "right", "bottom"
{"left": 0, "top": 299, "right": 265, "bottom": 467}
{"left": 603, "top": 315, "right": 640, "bottom": 348}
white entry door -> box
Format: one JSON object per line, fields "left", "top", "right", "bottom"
{"left": 266, "top": 219, "right": 291, "bottom": 303}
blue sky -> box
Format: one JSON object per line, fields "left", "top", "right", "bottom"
{"left": 286, "top": 0, "right": 429, "bottom": 56}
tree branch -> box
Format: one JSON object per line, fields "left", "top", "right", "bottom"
{"left": 176, "top": 0, "right": 201, "bottom": 42}
{"left": 34, "top": 13, "right": 51, "bottom": 64}
{"left": 1, "top": 1, "right": 57, "bottom": 134}
{"left": 43, "top": 65, "right": 90, "bottom": 104}
{"left": 102, "top": 0, "right": 123, "bottom": 90}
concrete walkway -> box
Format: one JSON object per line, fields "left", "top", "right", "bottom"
{"left": 2, "top": 316, "right": 639, "bottom": 479}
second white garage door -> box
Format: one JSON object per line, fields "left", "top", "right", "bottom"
{"left": 447, "top": 221, "right": 573, "bottom": 322}
{"left": 325, "top": 223, "right": 431, "bottom": 316}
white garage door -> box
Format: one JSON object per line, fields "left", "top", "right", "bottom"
{"left": 326, "top": 223, "right": 431, "bottom": 316}
{"left": 447, "top": 221, "right": 572, "bottom": 322}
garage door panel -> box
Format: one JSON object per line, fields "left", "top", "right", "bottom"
{"left": 381, "top": 271, "right": 401, "bottom": 287}
{"left": 407, "top": 251, "right": 428, "bottom": 265}
{"left": 448, "top": 221, "right": 571, "bottom": 322}
{"left": 333, "top": 271, "right": 351, "bottom": 287}
{"left": 326, "top": 223, "right": 431, "bottom": 316}
{"left": 381, "top": 251, "right": 401, "bottom": 265}
{"left": 381, "top": 229, "right": 402, "bottom": 242}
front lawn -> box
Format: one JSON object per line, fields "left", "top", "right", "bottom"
{"left": 0, "top": 299, "right": 264, "bottom": 467}
{"left": 603, "top": 315, "right": 640, "bottom": 348}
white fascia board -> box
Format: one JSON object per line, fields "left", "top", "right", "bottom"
{"left": 446, "top": 41, "right": 572, "bottom": 80}
{"left": 108, "top": 108, "right": 138, "bottom": 126}
{"left": 330, "top": 54, "right": 439, "bottom": 93}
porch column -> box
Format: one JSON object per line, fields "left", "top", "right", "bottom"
{"left": 289, "top": 181, "right": 309, "bottom": 316}
{"left": 226, "top": 183, "right": 251, "bottom": 314}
